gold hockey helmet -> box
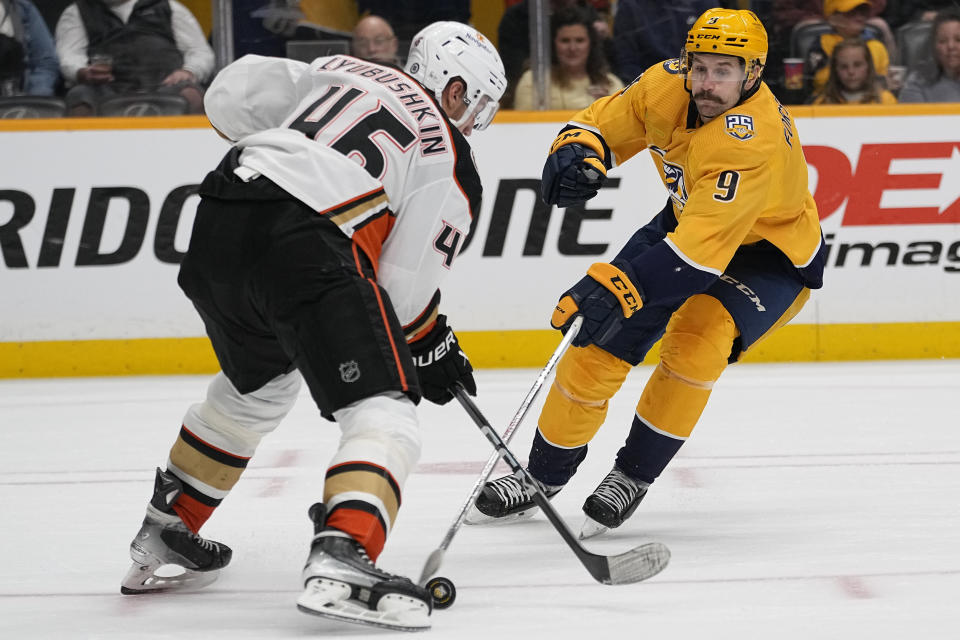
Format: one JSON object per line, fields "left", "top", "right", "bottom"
{"left": 681, "top": 8, "right": 768, "bottom": 84}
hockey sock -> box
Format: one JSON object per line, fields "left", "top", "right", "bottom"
{"left": 168, "top": 424, "right": 253, "bottom": 533}
{"left": 538, "top": 344, "right": 632, "bottom": 447}
{"left": 326, "top": 392, "right": 420, "bottom": 561}
{"left": 530, "top": 345, "right": 631, "bottom": 485}
{"left": 324, "top": 461, "right": 400, "bottom": 561}
{"left": 618, "top": 295, "right": 737, "bottom": 483}
{"left": 527, "top": 428, "right": 588, "bottom": 486}
{"left": 167, "top": 372, "right": 299, "bottom": 533}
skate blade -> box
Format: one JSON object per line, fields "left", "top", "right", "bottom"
{"left": 297, "top": 579, "right": 430, "bottom": 632}
{"left": 463, "top": 504, "right": 540, "bottom": 525}
{"left": 120, "top": 561, "right": 219, "bottom": 595}
{"left": 578, "top": 515, "right": 609, "bottom": 540}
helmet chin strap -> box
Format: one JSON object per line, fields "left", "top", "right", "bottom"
{"left": 734, "top": 64, "right": 763, "bottom": 106}
{"left": 449, "top": 103, "right": 474, "bottom": 131}
{"left": 442, "top": 78, "right": 475, "bottom": 132}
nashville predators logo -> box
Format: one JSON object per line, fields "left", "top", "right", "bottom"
{"left": 662, "top": 161, "right": 688, "bottom": 207}
{"left": 724, "top": 114, "right": 755, "bottom": 141}
{"left": 662, "top": 58, "right": 682, "bottom": 75}
{"left": 650, "top": 145, "right": 688, "bottom": 208}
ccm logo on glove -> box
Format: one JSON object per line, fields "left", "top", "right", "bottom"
{"left": 586, "top": 262, "right": 642, "bottom": 317}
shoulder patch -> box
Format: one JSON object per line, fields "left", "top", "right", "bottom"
{"left": 724, "top": 114, "right": 754, "bottom": 141}
{"left": 662, "top": 58, "right": 681, "bottom": 75}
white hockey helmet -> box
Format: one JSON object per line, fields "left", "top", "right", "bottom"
{"left": 405, "top": 21, "right": 507, "bottom": 133}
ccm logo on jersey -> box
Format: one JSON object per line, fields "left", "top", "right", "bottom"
{"left": 725, "top": 114, "right": 755, "bottom": 141}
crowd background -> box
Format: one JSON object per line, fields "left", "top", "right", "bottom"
{"left": 1, "top": 0, "right": 958, "bottom": 119}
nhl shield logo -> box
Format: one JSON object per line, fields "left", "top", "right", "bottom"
{"left": 339, "top": 360, "right": 361, "bottom": 383}
{"left": 724, "top": 114, "right": 755, "bottom": 141}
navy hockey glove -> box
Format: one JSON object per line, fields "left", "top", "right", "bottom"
{"left": 410, "top": 315, "right": 476, "bottom": 405}
{"left": 551, "top": 260, "right": 645, "bottom": 347}
{"left": 540, "top": 128, "right": 608, "bottom": 207}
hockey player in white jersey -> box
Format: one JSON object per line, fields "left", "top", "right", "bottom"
{"left": 119, "top": 23, "right": 506, "bottom": 631}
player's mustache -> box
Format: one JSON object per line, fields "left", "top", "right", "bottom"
{"left": 694, "top": 92, "right": 720, "bottom": 103}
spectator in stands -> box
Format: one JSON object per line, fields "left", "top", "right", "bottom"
{"left": 513, "top": 5, "right": 622, "bottom": 110}
{"left": 351, "top": 14, "right": 398, "bottom": 64}
{"left": 499, "top": 0, "right": 608, "bottom": 99}
{"left": 611, "top": 0, "right": 713, "bottom": 83}
{"left": 55, "top": 0, "right": 214, "bottom": 116}
{"left": 811, "top": 37, "right": 898, "bottom": 103}
{"left": 0, "top": 0, "right": 59, "bottom": 96}
{"left": 881, "top": 0, "right": 957, "bottom": 29}
{"left": 35, "top": 0, "right": 72, "bottom": 35}
{"left": 356, "top": 0, "right": 470, "bottom": 42}
{"left": 808, "top": 0, "right": 892, "bottom": 95}
{"left": 763, "top": 0, "right": 822, "bottom": 101}
{"left": 899, "top": 7, "right": 960, "bottom": 102}
{"left": 232, "top": 0, "right": 298, "bottom": 58}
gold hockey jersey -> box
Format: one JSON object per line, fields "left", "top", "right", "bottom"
{"left": 568, "top": 59, "right": 824, "bottom": 292}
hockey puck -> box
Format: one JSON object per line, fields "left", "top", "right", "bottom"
{"left": 426, "top": 576, "right": 456, "bottom": 609}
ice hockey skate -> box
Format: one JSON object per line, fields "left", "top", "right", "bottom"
{"left": 579, "top": 467, "right": 650, "bottom": 540}
{"left": 465, "top": 469, "right": 563, "bottom": 525}
{"left": 121, "top": 468, "right": 232, "bottom": 594}
{"left": 297, "top": 503, "right": 432, "bottom": 632}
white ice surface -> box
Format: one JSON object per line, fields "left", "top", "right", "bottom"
{"left": 1, "top": 361, "right": 958, "bottom": 639}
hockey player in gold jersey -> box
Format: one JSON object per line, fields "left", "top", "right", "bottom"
{"left": 471, "top": 8, "right": 825, "bottom": 539}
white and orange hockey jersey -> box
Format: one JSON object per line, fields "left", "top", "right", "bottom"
{"left": 203, "top": 54, "right": 482, "bottom": 342}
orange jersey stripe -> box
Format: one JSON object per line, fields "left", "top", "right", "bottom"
{"left": 351, "top": 213, "right": 396, "bottom": 276}
{"left": 351, "top": 244, "right": 409, "bottom": 391}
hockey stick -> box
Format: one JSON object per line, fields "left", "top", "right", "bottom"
{"left": 450, "top": 385, "right": 671, "bottom": 586}
{"left": 418, "top": 316, "right": 584, "bottom": 585}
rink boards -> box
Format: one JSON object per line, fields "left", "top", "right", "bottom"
{"left": 1, "top": 104, "right": 959, "bottom": 376}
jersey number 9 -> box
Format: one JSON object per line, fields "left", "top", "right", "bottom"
{"left": 713, "top": 170, "right": 740, "bottom": 202}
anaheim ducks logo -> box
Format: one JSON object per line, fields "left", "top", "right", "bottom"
{"left": 724, "top": 114, "right": 755, "bottom": 141}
